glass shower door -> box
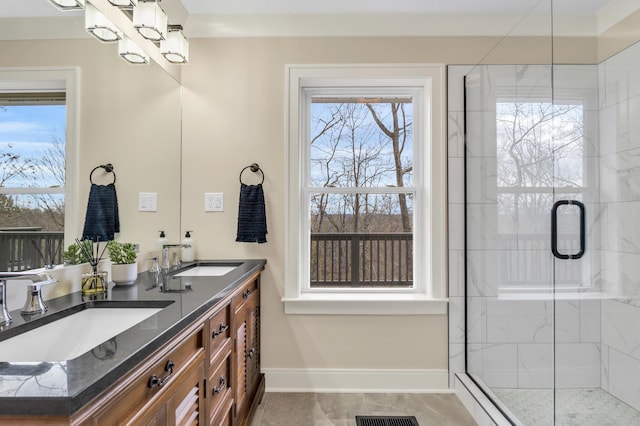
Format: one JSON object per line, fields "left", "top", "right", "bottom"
{"left": 464, "top": 63, "right": 557, "bottom": 425}
{"left": 549, "top": 64, "right": 603, "bottom": 425}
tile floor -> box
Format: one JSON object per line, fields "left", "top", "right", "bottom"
{"left": 250, "top": 392, "right": 477, "bottom": 426}
{"left": 493, "top": 388, "right": 640, "bottom": 426}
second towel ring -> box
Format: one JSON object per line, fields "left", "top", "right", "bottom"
{"left": 90, "top": 164, "right": 116, "bottom": 184}
{"left": 239, "top": 163, "right": 265, "bottom": 185}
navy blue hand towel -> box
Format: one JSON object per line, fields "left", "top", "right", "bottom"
{"left": 82, "top": 183, "right": 120, "bottom": 242}
{"left": 236, "top": 183, "right": 267, "bottom": 243}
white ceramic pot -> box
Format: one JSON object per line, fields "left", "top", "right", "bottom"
{"left": 111, "top": 262, "right": 138, "bottom": 285}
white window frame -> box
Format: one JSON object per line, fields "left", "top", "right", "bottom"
{"left": 284, "top": 64, "right": 448, "bottom": 315}
{"left": 0, "top": 67, "right": 79, "bottom": 248}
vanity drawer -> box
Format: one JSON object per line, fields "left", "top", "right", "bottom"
{"left": 233, "top": 277, "right": 259, "bottom": 314}
{"left": 211, "top": 391, "right": 234, "bottom": 426}
{"left": 94, "top": 326, "right": 205, "bottom": 425}
{"left": 208, "top": 304, "right": 231, "bottom": 362}
{"left": 208, "top": 348, "right": 232, "bottom": 422}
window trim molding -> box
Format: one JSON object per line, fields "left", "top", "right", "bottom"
{"left": 0, "top": 67, "right": 79, "bottom": 249}
{"left": 284, "top": 64, "right": 448, "bottom": 315}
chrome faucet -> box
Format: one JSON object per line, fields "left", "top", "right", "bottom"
{"left": 0, "top": 271, "right": 58, "bottom": 325}
{"left": 161, "top": 244, "right": 191, "bottom": 270}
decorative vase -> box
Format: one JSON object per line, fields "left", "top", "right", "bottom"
{"left": 111, "top": 263, "right": 138, "bottom": 286}
{"left": 82, "top": 270, "right": 108, "bottom": 294}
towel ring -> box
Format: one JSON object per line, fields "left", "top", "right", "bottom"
{"left": 239, "top": 163, "right": 264, "bottom": 185}
{"left": 90, "top": 163, "right": 116, "bottom": 184}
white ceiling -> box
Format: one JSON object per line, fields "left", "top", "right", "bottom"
{"left": 0, "top": 0, "right": 614, "bottom": 18}
{"left": 180, "top": 0, "right": 610, "bottom": 15}
{"left": 0, "top": 0, "right": 636, "bottom": 38}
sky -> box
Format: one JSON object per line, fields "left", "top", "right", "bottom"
{"left": 0, "top": 105, "right": 66, "bottom": 187}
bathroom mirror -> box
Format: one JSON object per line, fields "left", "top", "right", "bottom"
{"left": 0, "top": 3, "right": 182, "bottom": 253}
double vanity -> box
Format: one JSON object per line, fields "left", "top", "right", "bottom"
{"left": 0, "top": 259, "right": 266, "bottom": 425}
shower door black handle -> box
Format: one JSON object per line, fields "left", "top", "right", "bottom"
{"left": 551, "top": 200, "right": 585, "bottom": 260}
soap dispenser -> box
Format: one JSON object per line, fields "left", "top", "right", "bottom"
{"left": 182, "top": 231, "right": 195, "bottom": 262}
{"left": 156, "top": 230, "right": 168, "bottom": 249}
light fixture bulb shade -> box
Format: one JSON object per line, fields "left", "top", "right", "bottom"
{"left": 118, "top": 36, "right": 150, "bottom": 65}
{"left": 133, "top": 1, "right": 168, "bottom": 41}
{"left": 107, "top": 0, "right": 137, "bottom": 7}
{"left": 160, "top": 29, "right": 189, "bottom": 63}
{"left": 47, "top": 0, "right": 85, "bottom": 11}
{"left": 85, "top": 2, "right": 122, "bottom": 42}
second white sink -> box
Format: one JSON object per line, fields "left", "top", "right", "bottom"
{"left": 174, "top": 265, "right": 239, "bottom": 277}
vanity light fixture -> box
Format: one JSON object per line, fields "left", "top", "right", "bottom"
{"left": 133, "top": 0, "right": 168, "bottom": 41}
{"left": 118, "top": 35, "right": 150, "bottom": 64}
{"left": 107, "top": 0, "right": 137, "bottom": 7}
{"left": 85, "top": 2, "right": 122, "bottom": 42}
{"left": 47, "top": 0, "right": 188, "bottom": 72}
{"left": 160, "top": 25, "right": 189, "bottom": 64}
{"left": 47, "top": 0, "right": 85, "bottom": 11}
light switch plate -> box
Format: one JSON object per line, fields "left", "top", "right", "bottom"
{"left": 138, "top": 192, "right": 157, "bottom": 212}
{"left": 205, "top": 192, "right": 223, "bottom": 212}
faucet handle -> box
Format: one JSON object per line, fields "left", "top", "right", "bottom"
{"left": 172, "top": 251, "right": 180, "bottom": 267}
{"left": 0, "top": 282, "right": 11, "bottom": 326}
{"left": 21, "top": 279, "right": 56, "bottom": 315}
{"left": 149, "top": 257, "right": 160, "bottom": 274}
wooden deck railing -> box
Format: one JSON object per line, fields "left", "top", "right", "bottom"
{"left": 310, "top": 232, "right": 413, "bottom": 288}
{"left": 0, "top": 229, "right": 64, "bottom": 271}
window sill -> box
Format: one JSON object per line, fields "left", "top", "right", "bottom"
{"left": 282, "top": 293, "right": 448, "bottom": 315}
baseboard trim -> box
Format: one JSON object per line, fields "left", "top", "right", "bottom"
{"left": 263, "top": 368, "right": 451, "bottom": 393}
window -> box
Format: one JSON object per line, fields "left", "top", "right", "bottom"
{"left": 0, "top": 68, "right": 77, "bottom": 271}
{"left": 284, "top": 64, "right": 447, "bottom": 315}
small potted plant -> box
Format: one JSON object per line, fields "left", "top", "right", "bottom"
{"left": 63, "top": 240, "right": 93, "bottom": 265}
{"left": 107, "top": 241, "right": 138, "bottom": 285}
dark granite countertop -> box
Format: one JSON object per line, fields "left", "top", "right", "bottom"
{"left": 0, "top": 259, "right": 266, "bottom": 416}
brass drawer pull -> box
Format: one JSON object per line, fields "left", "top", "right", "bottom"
{"left": 148, "top": 360, "right": 175, "bottom": 389}
{"left": 212, "top": 323, "right": 229, "bottom": 339}
{"left": 212, "top": 375, "right": 226, "bottom": 395}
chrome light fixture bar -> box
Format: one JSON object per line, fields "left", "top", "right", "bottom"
{"left": 86, "top": 1, "right": 122, "bottom": 42}
{"left": 160, "top": 25, "right": 189, "bottom": 64}
{"left": 119, "top": 35, "right": 150, "bottom": 64}
{"left": 107, "top": 0, "right": 137, "bottom": 7}
{"left": 47, "top": 0, "right": 85, "bottom": 10}
{"left": 133, "top": 0, "right": 168, "bottom": 41}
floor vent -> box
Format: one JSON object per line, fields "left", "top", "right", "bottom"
{"left": 355, "top": 415, "right": 419, "bottom": 426}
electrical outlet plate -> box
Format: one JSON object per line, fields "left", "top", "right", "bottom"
{"left": 204, "top": 192, "right": 223, "bottom": 212}
{"left": 138, "top": 192, "right": 157, "bottom": 212}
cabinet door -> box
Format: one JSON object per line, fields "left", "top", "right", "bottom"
{"left": 235, "top": 285, "right": 260, "bottom": 421}
{"left": 167, "top": 357, "right": 205, "bottom": 426}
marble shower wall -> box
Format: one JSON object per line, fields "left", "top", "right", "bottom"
{"left": 598, "top": 40, "right": 640, "bottom": 412}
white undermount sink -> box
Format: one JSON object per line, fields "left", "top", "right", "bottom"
{"left": 0, "top": 308, "right": 162, "bottom": 362}
{"left": 174, "top": 265, "right": 240, "bottom": 277}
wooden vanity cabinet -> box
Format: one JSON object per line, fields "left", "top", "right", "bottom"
{"left": 232, "top": 274, "right": 263, "bottom": 426}
{"left": 0, "top": 269, "right": 264, "bottom": 426}
{"left": 206, "top": 270, "right": 264, "bottom": 426}
{"left": 88, "top": 271, "right": 264, "bottom": 426}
